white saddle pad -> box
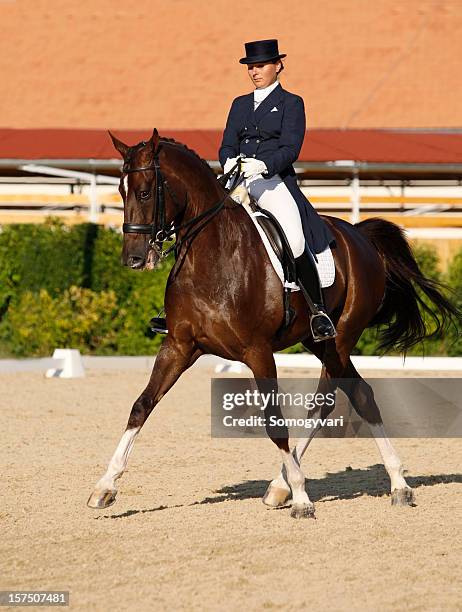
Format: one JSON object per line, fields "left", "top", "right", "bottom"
{"left": 241, "top": 202, "right": 336, "bottom": 290}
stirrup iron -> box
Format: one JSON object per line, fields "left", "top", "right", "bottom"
{"left": 309, "top": 306, "right": 337, "bottom": 343}
{"left": 150, "top": 309, "right": 168, "bottom": 335}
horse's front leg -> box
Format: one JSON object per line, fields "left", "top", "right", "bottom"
{"left": 245, "top": 346, "right": 315, "bottom": 519}
{"left": 87, "top": 337, "right": 199, "bottom": 509}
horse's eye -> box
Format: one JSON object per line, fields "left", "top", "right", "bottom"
{"left": 139, "top": 190, "right": 151, "bottom": 201}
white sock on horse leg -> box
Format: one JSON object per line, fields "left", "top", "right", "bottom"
{"left": 369, "top": 423, "right": 409, "bottom": 492}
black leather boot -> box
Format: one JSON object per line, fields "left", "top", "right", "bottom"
{"left": 295, "top": 248, "right": 337, "bottom": 342}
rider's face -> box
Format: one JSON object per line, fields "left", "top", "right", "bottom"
{"left": 247, "top": 61, "right": 280, "bottom": 89}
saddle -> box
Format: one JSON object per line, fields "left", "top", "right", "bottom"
{"left": 248, "top": 198, "right": 296, "bottom": 278}
{"left": 227, "top": 182, "right": 297, "bottom": 335}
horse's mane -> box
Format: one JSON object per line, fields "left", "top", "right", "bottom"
{"left": 159, "top": 136, "right": 217, "bottom": 178}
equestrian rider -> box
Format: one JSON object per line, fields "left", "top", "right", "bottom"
{"left": 219, "top": 39, "right": 337, "bottom": 342}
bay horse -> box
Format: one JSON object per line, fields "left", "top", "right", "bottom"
{"left": 87, "top": 129, "right": 460, "bottom": 519}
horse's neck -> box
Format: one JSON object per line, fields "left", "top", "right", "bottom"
{"left": 181, "top": 170, "right": 224, "bottom": 219}
{"left": 172, "top": 159, "right": 241, "bottom": 235}
{"left": 166, "top": 149, "right": 256, "bottom": 261}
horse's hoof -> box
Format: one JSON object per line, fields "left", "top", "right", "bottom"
{"left": 262, "top": 485, "right": 291, "bottom": 508}
{"left": 290, "top": 503, "right": 316, "bottom": 519}
{"left": 391, "top": 487, "right": 416, "bottom": 507}
{"left": 87, "top": 488, "right": 117, "bottom": 509}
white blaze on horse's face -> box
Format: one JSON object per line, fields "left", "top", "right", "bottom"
{"left": 123, "top": 175, "right": 129, "bottom": 203}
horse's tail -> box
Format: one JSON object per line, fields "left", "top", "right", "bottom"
{"left": 355, "top": 217, "right": 461, "bottom": 354}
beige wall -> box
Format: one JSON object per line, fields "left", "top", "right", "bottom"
{"left": 1, "top": 0, "right": 461, "bottom": 130}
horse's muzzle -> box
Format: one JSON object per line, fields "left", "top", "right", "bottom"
{"left": 127, "top": 254, "right": 145, "bottom": 269}
{"left": 125, "top": 247, "right": 160, "bottom": 271}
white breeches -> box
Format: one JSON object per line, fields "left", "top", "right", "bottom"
{"left": 245, "top": 173, "right": 306, "bottom": 258}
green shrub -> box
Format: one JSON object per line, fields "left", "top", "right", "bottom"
{"left": 0, "top": 286, "right": 119, "bottom": 357}
{"left": 0, "top": 283, "right": 169, "bottom": 357}
{"left": 90, "top": 225, "right": 173, "bottom": 305}
{"left": 445, "top": 251, "right": 462, "bottom": 355}
{"left": 0, "top": 219, "right": 173, "bottom": 356}
{"left": 354, "top": 243, "right": 452, "bottom": 356}
{"left": 0, "top": 219, "right": 92, "bottom": 301}
{"left": 0, "top": 220, "right": 461, "bottom": 357}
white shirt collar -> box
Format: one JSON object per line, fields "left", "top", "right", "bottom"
{"left": 254, "top": 79, "right": 280, "bottom": 106}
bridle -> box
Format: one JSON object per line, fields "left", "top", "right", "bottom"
{"left": 121, "top": 146, "right": 245, "bottom": 261}
{"left": 122, "top": 148, "right": 170, "bottom": 253}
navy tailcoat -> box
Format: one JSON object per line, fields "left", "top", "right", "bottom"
{"left": 218, "top": 83, "right": 335, "bottom": 255}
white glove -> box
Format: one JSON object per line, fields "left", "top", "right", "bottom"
{"left": 223, "top": 157, "right": 239, "bottom": 174}
{"left": 230, "top": 183, "right": 250, "bottom": 206}
{"left": 241, "top": 158, "right": 267, "bottom": 178}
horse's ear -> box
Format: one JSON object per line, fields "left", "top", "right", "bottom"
{"left": 151, "top": 128, "right": 160, "bottom": 153}
{"left": 108, "top": 130, "right": 129, "bottom": 159}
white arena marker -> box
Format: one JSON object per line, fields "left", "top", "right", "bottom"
{"left": 45, "top": 349, "right": 85, "bottom": 379}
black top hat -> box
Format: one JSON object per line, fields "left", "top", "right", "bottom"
{"left": 239, "top": 39, "right": 286, "bottom": 65}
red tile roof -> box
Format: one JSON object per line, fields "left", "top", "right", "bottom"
{"left": 1, "top": 128, "right": 462, "bottom": 164}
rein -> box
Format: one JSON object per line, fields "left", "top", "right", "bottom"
{"left": 122, "top": 153, "right": 245, "bottom": 260}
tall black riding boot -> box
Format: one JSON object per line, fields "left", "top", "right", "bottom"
{"left": 295, "top": 247, "right": 337, "bottom": 342}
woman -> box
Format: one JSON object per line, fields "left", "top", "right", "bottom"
{"left": 219, "top": 39, "right": 337, "bottom": 342}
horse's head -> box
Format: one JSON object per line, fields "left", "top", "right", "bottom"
{"left": 110, "top": 128, "right": 177, "bottom": 270}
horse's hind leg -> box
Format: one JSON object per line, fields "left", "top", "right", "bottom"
{"left": 87, "top": 337, "right": 199, "bottom": 509}
{"left": 262, "top": 362, "right": 338, "bottom": 508}
{"left": 339, "top": 360, "right": 415, "bottom": 506}
{"left": 244, "top": 346, "right": 315, "bottom": 519}
{"left": 263, "top": 351, "right": 415, "bottom": 508}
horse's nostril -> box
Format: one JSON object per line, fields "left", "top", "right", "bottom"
{"left": 127, "top": 255, "right": 145, "bottom": 269}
